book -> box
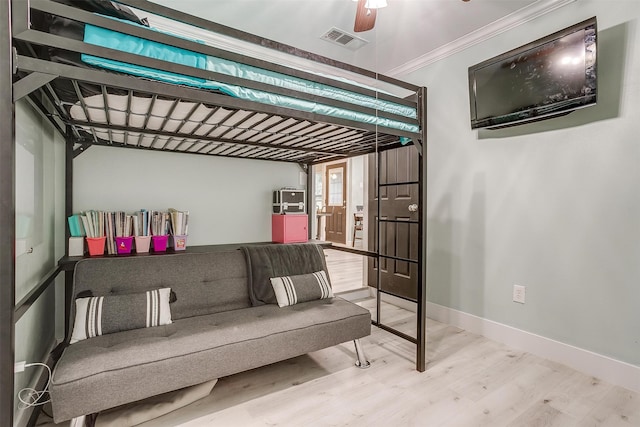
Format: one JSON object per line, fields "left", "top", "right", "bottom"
{"left": 168, "top": 208, "right": 189, "bottom": 236}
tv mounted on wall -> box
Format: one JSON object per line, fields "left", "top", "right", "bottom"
{"left": 468, "top": 17, "right": 597, "bottom": 130}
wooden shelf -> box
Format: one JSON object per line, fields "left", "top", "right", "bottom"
{"left": 58, "top": 240, "right": 332, "bottom": 271}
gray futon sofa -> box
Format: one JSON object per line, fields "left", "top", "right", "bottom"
{"left": 50, "top": 244, "right": 371, "bottom": 424}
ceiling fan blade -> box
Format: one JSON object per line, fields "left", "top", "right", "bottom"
{"left": 354, "top": 0, "right": 377, "bottom": 33}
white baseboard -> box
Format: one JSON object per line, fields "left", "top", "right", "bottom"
{"left": 426, "top": 302, "right": 640, "bottom": 393}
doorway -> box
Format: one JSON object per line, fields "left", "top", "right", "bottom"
{"left": 324, "top": 162, "right": 347, "bottom": 245}
{"left": 312, "top": 158, "right": 366, "bottom": 248}
{"left": 312, "top": 158, "right": 368, "bottom": 295}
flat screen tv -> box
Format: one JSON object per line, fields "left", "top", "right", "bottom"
{"left": 468, "top": 17, "right": 597, "bottom": 129}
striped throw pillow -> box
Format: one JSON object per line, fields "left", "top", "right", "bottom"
{"left": 70, "top": 288, "right": 173, "bottom": 344}
{"left": 270, "top": 271, "right": 333, "bottom": 307}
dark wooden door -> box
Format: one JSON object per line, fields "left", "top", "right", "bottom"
{"left": 325, "top": 162, "right": 347, "bottom": 244}
{"left": 368, "top": 146, "right": 419, "bottom": 300}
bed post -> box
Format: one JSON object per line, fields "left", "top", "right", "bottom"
{"left": 417, "top": 86, "right": 428, "bottom": 373}
{"left": 305, "top": 162, "right": 313, "bottom": 240}
{"left": 0, "top": 0, "right": 16, "bottom": 425}
{"left": 64, "top": 129, "right": 75, "bottom": 342}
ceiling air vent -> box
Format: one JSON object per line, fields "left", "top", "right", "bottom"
{"left": 320, "top": 27, "right": 368, "bottom": 51}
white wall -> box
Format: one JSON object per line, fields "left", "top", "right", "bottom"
{"left": 349, "top": 155, "right": 365, "bottom": 211}
{"left": 14, "top": 100, "right": 66, "bottom": 424}
{"left": 405, "top": 0, "right": 640, "bottom": 367}
{"left": 73, "top": 146, "right": 304, "bottom": 245}
{"left": 15, "top": 101, "right": 66, "bottom": 302}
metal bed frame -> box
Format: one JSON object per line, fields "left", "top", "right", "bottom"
{"left": 1, "top": 1, "right": 428, "bottom": 425}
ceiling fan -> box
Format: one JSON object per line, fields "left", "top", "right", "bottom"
{"left": 353, "top": 0, "right": 470, "bottom": 33}
{"left": 353, "top": 0, "right": 387, "bottom": 33}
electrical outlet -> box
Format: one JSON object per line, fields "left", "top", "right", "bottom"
{"left": 513, "top": 285, "right": 526, "bottom": 304}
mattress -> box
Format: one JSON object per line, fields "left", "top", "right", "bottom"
{"left": 72, "top": 17, "right": 419, "bottom": 135}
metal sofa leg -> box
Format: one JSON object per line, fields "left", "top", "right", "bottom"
{"left": 69, "top": 415, "right": 86, "bottom": 427}
{"left": 353, "top": 339, "right": 371, "bottom": 369}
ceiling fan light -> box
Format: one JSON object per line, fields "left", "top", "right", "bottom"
{"left": 364, "top": 0, "right": 387, "bottom": 9}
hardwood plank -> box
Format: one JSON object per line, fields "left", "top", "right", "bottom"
{"left": 506, "top": 401, "right": 577, "bottom": 427}
{"left": 539, "top": 369, "right": 614, "bottom": 421}
{"left": 579, "top": 386, "right": 640, "bottom": 426}
{"left": 446, "top": 362, "right": 568, "bottom": 426}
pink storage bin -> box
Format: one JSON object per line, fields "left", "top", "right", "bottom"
{"left": 272, "top": 214, "right": 308, "bottom": 243}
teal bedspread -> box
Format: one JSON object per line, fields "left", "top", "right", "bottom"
{"left": 81, "top": 21, "right": 419, "bottom": 136}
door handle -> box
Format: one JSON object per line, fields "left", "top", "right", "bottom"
{"left": 408, "top": 204, "right": 418, "bottom": 212}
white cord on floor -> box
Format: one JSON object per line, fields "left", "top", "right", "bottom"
{"left": 17, "top": 362, "right": 52, "bottom": 409}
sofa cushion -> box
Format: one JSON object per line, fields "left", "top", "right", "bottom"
{"left": 72, "top": 251, "right": 250, "bottom": 325}
{"left": 70, "top": 288, "right": 173, "bottom": 344}
{"left": 51, "top": 297, "right": 371, "bottom": 422}
{"left": 270, "top": 271, "right": 333, "bottom": 307}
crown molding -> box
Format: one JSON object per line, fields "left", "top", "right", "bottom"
{"left": 386, "top": 0, "right": 578, "bottom": 77}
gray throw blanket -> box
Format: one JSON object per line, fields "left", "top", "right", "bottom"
{"left": 241, "top": 243, "right": 330, "bottom": 306}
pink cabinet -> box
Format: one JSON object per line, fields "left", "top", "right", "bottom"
{"left": 272, "top": 214, "right": 308, "bottom": 243}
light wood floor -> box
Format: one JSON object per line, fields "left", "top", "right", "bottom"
{"left": 36, "top": 251, "right": 639, "bottom": 426}
{"left": 37, "top": 299, "right": 639, "bottom": 427}
{"left": 324, "top": 248, "right": 366, "bottom": 294}
{"left": 137, "top": 310, "right": 640, "bottom": 427}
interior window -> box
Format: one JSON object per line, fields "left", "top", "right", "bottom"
{"left": 327, "top": 167, "right": 343, "bottom": 206}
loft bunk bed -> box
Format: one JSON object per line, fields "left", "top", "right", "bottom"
{"left": 3, "top": 0, "right": 427, "bottom": 424}
{"left": 16, "top": 0, "right": 424, "bottom": 164}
